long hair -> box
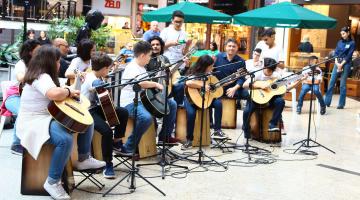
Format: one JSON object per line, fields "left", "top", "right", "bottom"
{"left": 188, "top": 55, "right": 214, "bottom": 75}
{"left": 24, "top": 45, "right": 61, "bottom": 86}
{"left": 148, "top": 36, "right": 165, "bottom": 55}
{"left": 19, "top": 39, "right": 41, "bottom": 66}
{"left": 77, "top": 39, "right": 95, "bottom": 61}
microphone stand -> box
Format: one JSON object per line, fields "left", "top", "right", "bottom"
{"left": 292, "top": 57, "right": 336, "bottom": 155}
{"left": 136, "top": 65, "right": 188, "bottom": 179}
{"left": 103, "top": 75, "right": 167, "bottom": 197}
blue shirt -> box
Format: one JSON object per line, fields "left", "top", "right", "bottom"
{"left": 335, "top": 38, "right": 355, "bottom": 64}
{"left": 142, "top": 30, "right": 161, "bottom": 42}
{"left": 119, "top": 48, "right": 134, "bottom": 63}
{"left": 213, "top": 52, "right": 246, "bottom": 90}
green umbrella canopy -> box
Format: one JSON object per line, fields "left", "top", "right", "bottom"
{"left": 233, "top": 2, "right": 336, "bottom": 29}
{"left": 142, "top": 1, "right": 232, "bottom": 24}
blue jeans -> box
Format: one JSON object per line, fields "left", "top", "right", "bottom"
{"left": 184, "top": 97, "right": 196, "bottom": 141}
{"left": 47, "top": 120, "right": 93, "bottom": 182}
{"left": 171, "top": 82, "right": 185, "bottom": 105}
{"left": 159, "top": 98, "right": 177, "bottom": 139}
{"left": 124, "top": 103, "right": 153, "bottom": 152}
{"left": 297, "top": 84, "right": 325, "bottom": 109}
{"left": 209, "top": 98, "right": 222, "bottom": 131}
{"left": 325, "top": 63, "right": 351, "bottom": 107}
{"left": 4, "top": 95, "right": 21, "bottom": 146}
{"left": 242, "top": 96, "right": 285, "bottom": 138}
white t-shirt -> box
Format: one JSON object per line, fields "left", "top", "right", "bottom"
{"left": 302, "top": 66, "right": 322, "bottom": 82}
{"left": 11, "top": 60, "right": 27, "bottom": 85}
{"left": 19, "top": 73, "right": 57, "bottom": 114}
{"left": 67, "top": 57, "right": 91, "bottom": 73}
{"left": 246, "top": 59, "right": 264, "bottom": 73}
{"left": 120, "top": 60, "right": 148, "bottom": 107}
{"left": 160, "top": 26, "right": 187, "bottom": 64}
{"left": 255, "top": 41, "right": 284, "bottom": 62}
{"left": 81, "top": 72, "right": 98, "bottom": 108}
{"left": 245, "top": 70, "right": 281, "bottom": 86}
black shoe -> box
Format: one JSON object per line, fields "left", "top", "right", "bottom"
{"left": 181, "top": 140, "right": 192, "bottom": 150}
{"left": 212, "top": 130, "right": 228, "bottom": 139}
{"left": 113, "top": 140, "right": 123, "bottom": 154}
{"left": 320, "top": 106, "right": 326, "bottom": 115}
{"left": 11, "top": 144, "right": 23, "bottom": 156}
{"left": 296, "top": 107, "right": 301, "bottom": 114}
{"left": 336, "top": 106, "right": 344, "bottom": 109}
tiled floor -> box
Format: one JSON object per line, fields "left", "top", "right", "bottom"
{"left": 0, "top": 95, "right": 359, "bottom": 200}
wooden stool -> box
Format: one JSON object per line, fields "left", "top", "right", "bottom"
{"left": 122, "top": 118, "right": 157, "bottom": 159}
{"left": 21, "top": 144, "right": 74, "bottom": 195}
{"left": 175, "top": 107, "right": 211, "bottom": 147}
{"left": 220, "top": 97, "right": 237, "bottom": 129}
{"left": 250, "top": 106, "right": 281, "bottom": 143}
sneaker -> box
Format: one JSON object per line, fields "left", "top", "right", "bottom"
{"left": 43, "top": 180, "right": 70, "bottom": 200}
{"left": 296, "top": 107, "right": 301, "bottom": 114}
{"left": 181, "top": 140, "right": 192, "bottom": 150}
{"left": 11, "top": 144, "right": 23, "bottom": 156}
{"left": 103, "top": 163, "right": 116, "bottom": 179}
{"left": 113, "top": 140, "right": 123, "bottom": 154}
{"left": 336, "top": 106, "right": 344, "bottom": 109}
{"left": 268, "top": 123, "right": 280, "bottom": 132}
{"left": 212, "top": 130, "right": 227, "bottom": 139}
{"left": 320, "top": 106, "right": 326, "bottom": 115}
{"left": 74, "top": 156, "right": 106, "bottom": 171}
{"left": 114, "top": 145, "right": 133, "bottom": 157}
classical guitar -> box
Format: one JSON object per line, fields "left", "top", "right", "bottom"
{"left": 250, "top": 69, "right": 317, "bottom": 104}
{"left": 95, "top": 80, "right": 120, "bottom": 127}
{"left": 186, "top": 68, "right": 248, "bottom": 109}
{"left": 48, "top": 69, "right": 93, "bottom": 133}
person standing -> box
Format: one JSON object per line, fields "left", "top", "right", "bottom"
{"left": 142, "top": 21, "right": 161, "bottom": 41}
{"left": 324, "top": 26, "right": 355, "bottom": 109}
{"left": 38, "top": 31, "right": 51, "bottom": 46}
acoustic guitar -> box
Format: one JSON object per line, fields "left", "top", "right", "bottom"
{"left": 95, "top": 81, "right": 120, "bottom": 127}
{"left": 250, "top": 69, "right": 317, "bottom": 104}
{"left": 48, "top": 70, "right": 93, "bottom": 133}
{"left": 186, "top": 68, "right": 248, "bottom": 109}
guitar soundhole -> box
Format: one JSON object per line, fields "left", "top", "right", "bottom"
{"left": 270, "top": 84, "right": 278, "bottom": 90}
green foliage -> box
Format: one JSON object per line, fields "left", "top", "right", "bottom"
{"left": 0, "top": 42, "right": 20, "bottom": 65}
{"left": 47, "top": 17, "right": 111, "bottom": 49}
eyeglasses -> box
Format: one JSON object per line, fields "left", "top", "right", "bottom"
{"left": 173, "top": 20, "right": 183, "bottom": 24}
{"left": 59, "top": 44, "right": 69, "bottom": 48}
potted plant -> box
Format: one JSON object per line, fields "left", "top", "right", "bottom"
{"left": 0, "top": 42, "right": 20, "bottom": 68}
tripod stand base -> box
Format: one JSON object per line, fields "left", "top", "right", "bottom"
{"left": 293, "top": 138, "right": 335, "bottom": 154}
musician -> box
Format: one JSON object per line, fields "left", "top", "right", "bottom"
{"left": 212, "top": 39, "right": 248, "bottom": 138}
{"left": 144, "top": 36, "right": 179, "bottom": 143}
{"left": 182, "top": 55, "right": 214, "bottom": 149}
{"left": 119, "top": 41, "right": 177, "bottom": 154}
{"left": 0, "top": 39, "right": 40, "bottom": 155}
{"left": 65, "top": 39, "right": 95, "bottom": 79}
{"left": 242, "top": 58, "right": 285, "bottom": 138}
{"left": 297, "top": 56, "right": 326, "bottom": 115}
{"left": 53, "top": 38, "right": 70, "bottom": 78}
{"left": 16, "top": 46, "right": 105, "bottom": 199}
{"left": 246, "top": 48, "right": 263, "bottom": 73}
{"left": 324, "top": 26, "right": 355, "bottom": 109}
{"left": 81, "top": 52, "right": 129, "bottom": 179}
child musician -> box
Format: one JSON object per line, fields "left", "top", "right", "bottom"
{"left": 182, "top": 55, "right": 215, "bottom": 150}
{"left": 81, "top": 52, "right": 129, "bottom": 179}
{"left": 16, "top": 46, "right": 105, "bottom": 200}
{"left": 242, "top": 58, "right": 285, "bottom": 138}
{"left": 296, "top": 56, "right": 326, "bottom": 115}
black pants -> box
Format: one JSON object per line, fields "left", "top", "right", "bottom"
{"left": 89, "top": 105, "right": 129, "bottom": 163}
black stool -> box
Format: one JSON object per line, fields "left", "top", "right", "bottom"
{"left": 74, "top": 167, "right": 105, "bottom": 190}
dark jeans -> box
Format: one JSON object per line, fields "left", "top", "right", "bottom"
{"left": 184, "top": 96, "right": 197, "bottom": 141}
{"left": 89, "top": 105, "right": 129, "bottom": 163}
{"left": 297, "top": 84, "right": 325, "bottom": 109}
{"left": 171, "top": 82, "right": 185, "bottom": 105}
{"left": 242, "top": 96, "right": 285, "bottom": 138}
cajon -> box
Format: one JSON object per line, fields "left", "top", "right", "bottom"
{"left": 250, "top": 107, "right": 281, "bottom": 143}
{"left": 122, "top": 118, "right": 157, "bottom": 158}
{"left": 221, "top": 97, "right": 237, "bottom": 129}
{"left": 176, "top": 107, "right": 211, "bottom": 147}
{"left": 21, "top": 144, "right": 74, "bottom": 195}
{"left": 91, "top": 130, "right": 103, "bottom": 161}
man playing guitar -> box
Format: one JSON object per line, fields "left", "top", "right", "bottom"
{"left": 81, "top": 52, "right": 129, "bottom": 179}
{"left": 242, "top": 58, "right": 285, "bottom": 138}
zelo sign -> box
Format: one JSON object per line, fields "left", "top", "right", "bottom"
{"left": 92, "top": 0, "right": 131, "bottom": 16}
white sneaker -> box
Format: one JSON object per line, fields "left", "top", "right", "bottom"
{"left": 74, "top": 156, "right": 106, "bottom": 170}
{"left": 43, "top": 180, "right": 70, "bottom": 200}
